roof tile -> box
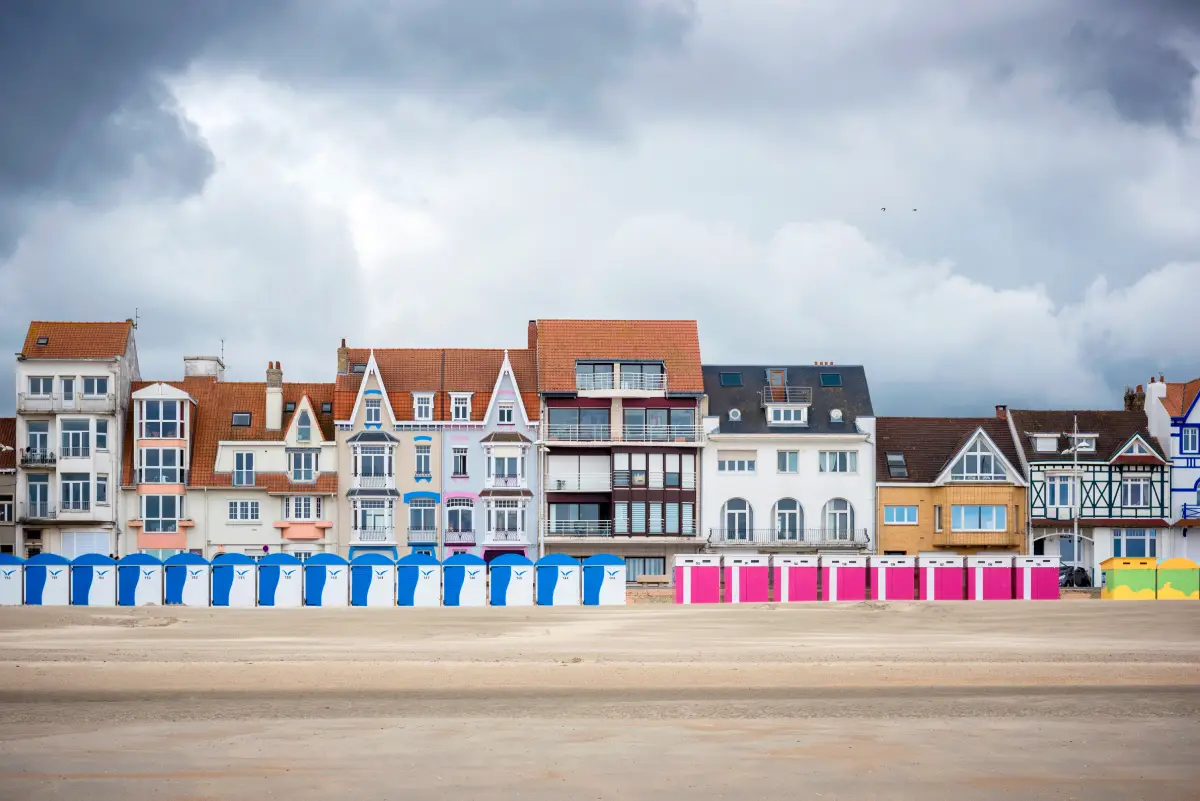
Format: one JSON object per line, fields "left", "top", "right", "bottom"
{"left": 875, "top": 417, "right": 1023, "bottom": 483}
{"left": 20, "top": 321, "right": 133, "bottom": 360}
{"left": 534, "top": 319, "right": 703, "bottom": 394}
{"left": 1162, "top": 378, "right": 1200, "bottom": 417}
{"left": 1007, "top": 409, "right": 1166, "bottom": 462}
{"left": 0, "top": 417, "right": 14, "bottom": 471}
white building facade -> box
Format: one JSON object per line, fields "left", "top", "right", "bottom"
{"left": 1143, "top": 376, "right": 1200, "bottom": 562}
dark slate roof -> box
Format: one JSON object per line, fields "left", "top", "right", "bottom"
{"left": 875, "top": 417, "right": 1024, "bottom": 483}
{"left": 1008, "top": 409, "right": 1167, "bottom": 463}
{"left": 347, "top": 430, "right": 400, "bottom": 443}
{"left": 702, "top": 365, "right": 874, "bottom": 435}
{"left": 480, "top": 431, "right": 532, "bottom": 443}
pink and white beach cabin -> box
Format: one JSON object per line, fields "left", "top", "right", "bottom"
{"left": 870, "top": 555, "right": 916, "bottom": 601}
{"left": 821, "top": 555, "right": 867, "bottom": 602}
{"left": 918, "top": 554, "right": 965, "bottom": 601}
{"left": 722, "top": 555, "right": 769, "bottom": 604}
{"left": 1015, "top": 555, "right": 1060, "bottom": 600}
{"left": 674, "top": 555, "right": 721, "bottom": 604}
{"left": 967, "top": 555, "right": 1014, "bottom": 601}
{"left": 771, "top": 554, "right": 819, "bottom": 603}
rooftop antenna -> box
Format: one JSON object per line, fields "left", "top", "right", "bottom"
{"left": 220, "top": 338, "right": 225, "bottom": 364}
{"left": 133, "top": 308, "right": 140, "bottom": 330}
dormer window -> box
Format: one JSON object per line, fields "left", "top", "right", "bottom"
{"left": 351, "top": 363, "right": 367, "bottom": 374}
{"left": 142, "top": 400, "right": 182, "bottom": 438}
{"left": 1073, "top": 435, "right": 1097, "bottom": 452}
{"left": 619, "top": 362, "right": 665, "bottom": 391}
{"left": 451, "top": 394, "right": 471, "bottom": 421}
{"left": 769, "top": 407, "right": 807, "bottom": 426}
{"left": 820, "top": 373, "right": 842, "bottom": 387}
{"left": 297, "top": 411, "right": 312, "bottom": 442}
{"left": 231, "top": 412, "right": 251, "bottom": 427}
{"left": 35, "top": 336, "right": 49, "bottom": 346}
{"left": 950, "top": 438, "right": 1006, "bottom": 481}
{"left": 718, "top": 372, "right": 743, "bottom": 387}
{"left": 1123, "top": 440, "right": 1150, "bottom": 456}
{"left": 413, "top": 393, "right": 434, "bottom": 422}
{"left": 1033, "top": 435, "right": 1057, "bottom": 453}
{"left": 284, "top": 402, "right": 296, "bottom": 413}
{"left": 886, "top": 452, "right": 908, "bottom": 478}
{"left": 321, "top": 402, "right": 332, "bottom": 414}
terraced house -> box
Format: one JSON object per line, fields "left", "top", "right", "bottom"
{"left": 120, "top": 357, "right": 339, "bottom": 559}
{"left": 14, "top": 321, "right": 139, "bottom": 558}
{"left": 875, "top": 410, "right": 1027, "bottom": 556}
{"left": 533, "top": 320, "right": 705, "bottom": 580}
{"left": 0, "top": 417, "right": 14, "bottom": 554}
{"left": 701, "top": 364, "right": 876, "bottom": 554}
{"left": 1142, "top": 375, "right": 1200, "bottom": 563}
{"left": 1007, "top": 409, "right": 1170, "bottom": 582}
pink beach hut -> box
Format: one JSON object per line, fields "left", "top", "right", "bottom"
{"left": 919, "top": 554, "right": 965, "bottom": 601}
{"left": 722, "top": 555, "right": 769, "bottom": 604}
{"left": 674, "top": 555, "right": 720, "bottom": 604}
{"left": 967, "top": 555, "right": 1014, "bottom": 601}
{"left": 771, "top": 554, "right": 818, "bottom": 603}
{"left": 1015, "top": 555, "right": 1060, "bottom": 600}
{"left": 821, "top": 555, "right": 867, "bottom": 602}
{"left": 870, "top": 555, "right": 915, "bottom": 601}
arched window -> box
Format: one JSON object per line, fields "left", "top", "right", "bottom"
{"left": 774, "top": 498, "right": 802, "bottom": 540}
{"left": 297, "top": 410, "right": 312, "bottom": 442}
{"left": 823, "top": 498, "right": 855, "bottom": 540}
{"left": 950, "top": 437, "right": 1005, "bottom": 481}
{"left": 722, "top": 498, "right": 752, "bottom": 541}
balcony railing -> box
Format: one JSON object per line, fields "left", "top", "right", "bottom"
{"left": 233, "top": 471, "right": 255, "bottom": 487}
{"left": 445, "top": 528, "right": 477, "bottom": 545}
{"left": 60, "top": 446, "right": 90, "bottom": 459}
{"left": 18, "top": 502, "right": 56, "bottom": 521}
{"left": 354, "top": 527, "right": 395, "bottom": 544}
{"left": 1183, "top": 505, "right": 1200, "bottom": 521}
{"left": 19, "top": 449, "right": 56, "bottom": 468}
{"left": 544, "top": 424, "right": 612, "bottom": 442}
{"left": 933, "top": 530, "right": 1025, "bottom": 548}
{"left": 612, "top": 470, "right": 696, "bottom": 490}
{"left": 485, "top": 529, "right": 529, "bottom": 543}
{"left": 487, "top": 475, "right": 524, "bottom": 489}
{"left": 17, "top": 393, "right": 116, "bottom": 414}
{"left": 137, "top": 469, "right": 188, "bottom": 484}
{"left": 760, "top": 385, "right": 813, "bottom": 405}
{"left": 355, "top": 475, "right": 393, "bottom": 489}
{"left": 60, "top": 500, "right": 92, "bottom": 513}
{"left": 407, "top": 526, "right": 437, "bottom": 543}
{"left": 541, "top": 423, "right": 705, "bottom": 444}
{"left": 544, "top": 520, "right": 614, "bottom": 537}
{"left": 575, "top": 373, "right": 668, "bottom": 392}
{"left": 621, "top": 425, "right": 703, "bottom": 443}
{"left": 708, "top": 528, "right": 869, "bottom": 548}
{"left": 547, "top": 473, "right": 612, "bottom": 492}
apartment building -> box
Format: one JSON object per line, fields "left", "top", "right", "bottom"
{"left": 533, "top": 320, "right": 705, "bottom": 580}
{"left": 0, "top": 418, "right": 14, "bottom": 554}
{"left": 701, "top": 364, "right": 876, "bottom": 554}
{"left": 120, "top": 357, "right": 339, "bottom": 559}
{"left": 1141, "top": 375, "right": 1200, "bottom": 562}
{"left": 875, "top": 410, "right": 1027, "bottom": 556}
{"left": 14, "top": 321, "right": 139, "bottom": 557}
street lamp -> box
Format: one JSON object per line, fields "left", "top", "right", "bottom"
{"left": 537, "top": 444, "right": 550, "bottom": 560}
{"left": 1059, "top": 415, "right": 1083, "bottom": 585}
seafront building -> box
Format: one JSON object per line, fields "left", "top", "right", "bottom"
{"left": 1142, "top": 376, "right": 1200, "bottom": 562}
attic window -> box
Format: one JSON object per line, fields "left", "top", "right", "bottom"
{"left": 719, "top": 372, "right": 743, "bottom": 387}
{"left": 1075, "top": 436, "right": 1096, "bottom": 452}
{"left": 35, "top": 336, "right": 49, "bottom": 346}
{"left": 820, "top": 373, "right": 842, "bottom": 387}
{"left": 321, "top": 402, "right": 332, "bottom": 414}
{"left": 886, "top": 452, "right": 908, "bottom": 478}
{"left": 830, "top": 409, "right": 843, "bottom": 423}
{"left": 1124, "top": 440, "right": 1149, "bottom": 456}
{"left": 1034, "top": 436, "right": 1057, "bottom": 453}
{"left": 232, "top": 412, "right": 251, "bottom": 427}
{"left": 352, "top": 363, "right": 367, "bottom": 374}
{"left": 284, "top": 402, "right": 296, "bottom": 413}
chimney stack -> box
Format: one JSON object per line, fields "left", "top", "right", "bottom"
{"left": 266, "top": 361, "right": 283, "bottom": 430}
{"left": 337, "top": 338, "right": 349, "bottom": 374}
{"left": 995, "top": 404, "right": 1007, "bottom": 420}
{"left": 527, "top": 320, "right": 537, "bottom": 351}
{"left": 1124, "top": 384, "right": 1146, "bottom": 412}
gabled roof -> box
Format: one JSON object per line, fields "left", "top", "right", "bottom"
{"left": 19, "top": 321, "right": 133, "bottom": 360}
{"left": 533, "top": 319, "right": 703, "bottom": 394}
{"left": 122, "top": 377, "right": 336, "bottom": 488}
{"left": 0, "top": 417, "right": 14, "bottom": 471}
{"left": 704, "top": 365, "right": 874, "bottom": 435}
{"left": 1162, "top": 378, "right": 1200, "bottom": 418}
{"left": 876, "top": 417, "right": 1023, "bottom": 483}
{"left": 1008, "top": 409, "right": 1167, "bottom": 463}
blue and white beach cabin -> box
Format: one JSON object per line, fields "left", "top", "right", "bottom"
{"left": 164, "top": 553, "right": 210, "bottom": 606}
{"left": 536, "top": 554, "right": 581, "bottom": 606}
{"left": 303, "top": 553, "right": 349, "bottom": 607}
{"left": 118, "top": 553, "right": 163, "bottom": 606}
{"left": 350, "top": 553, "right": 396, "bottom": 607}
{"left": 398, "top": 552, "right": 443, "bottom": 607}
{"left": 71, "top": 553, "right": 117, "bottom": 606}
{"left": 211, "top": 553, "right": 257, "bottom": 607}
{"left": 582, "top": 554, "right": 627, "bottom": 606}
{"left": 258, "top": 553, "right": 303, "bottom": 607}
{"left": 488, "top": 553, "right": 534, "bottom": 607}
{"left": 441, "top": 552, "right": 485, "bottom": 607}
{"left": 24, "top": 553, "right": 70, "bottom": 605}
{"left": 0, "top": 554, "right": 24, "bottom": 606}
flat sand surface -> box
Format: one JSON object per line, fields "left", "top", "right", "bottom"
{"left": 0, "top": 601, "right": 1197, "bottom": 799}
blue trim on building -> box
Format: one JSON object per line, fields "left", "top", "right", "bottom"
{"left": 403, "top": 491, "right": 441, "bottom": 503}
{"left": 364, "top": 389, "right": 382, "bottom": 395}
{"left": 414, "top": 435, "right": 432, "bottom": 442}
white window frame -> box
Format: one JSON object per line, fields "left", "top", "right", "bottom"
{"left": 951, "top": 504, "right": 1007, "bottom": 532}
{"left": 233, "top": 452, "right": 255, "bottom": 486}
{"left": 1034, "top": 436, "right": 1057, "bottom": 453}
{"left": 717, "top": 458, "right": 755, "bottom": 473}
{"left": 498, "top": 403, "right": 514, "bottom": 424}
{"left": 95, "top": 419, "right": 108, "bottom": 451}
{"left": 142, "top": 495, "right": 183, "bottom": 533}
{"left": 228, "top": 500, "right": 261, "bottom": 522}
{"left": 96, "top": 475, "right": 109, "bottom": 505}
{"left": 776, "top": 451, "right": 799, "bottom": 474}
{"left": 447, "top": 498, "right": 474, "bottom": 533}
{"left": 1073, "top": 435, "right": 1097, "bottom": 453}
{"left": 408, "top": 498, "right": 437, "bottom": 533}
{"left": 452, "top": 447, "right": 468, "bottom": 477}
{"left": 365, "top": 398, "right": 382, "bottom": 425}
{"left": 949, "top": 438, "right": 1006, "bottom": 481}
{"left": 768, "top": 406, "right": 807, "bottom": 425}
{"left": 61, "top": 377, "right": 75, "bottom": 403}
{"left": 60, "top": 419, "right": 90, "bottom": 458}
{"left": 141, "top": 400, "right": 182, "bottom": 439}
{"left": 0, "top": 495, "right": 11, "bottom": 523}
{"left": 356, "top": 445, "right": 390, "bottom": 478}
{"left": 296, "top": 410, "right": 313, "bottom": 442}
{"left": 1113, "top": 528, "right": 1157, "bottom": 559}
{"left": 139, "top": 448, "right": 185, "bottom": 484}
{"left": 82, "top": 377, "right": 109, "bottom": 398}
{"left": 818, "top": 451, "right": 857, "bottom": 474}
{"left": 289, "top": 451, "right": 318, "bottom": 483}
{"left": 823, "top": 498, "right": 855, "bottom": 537}
{"left": 1046, "top": 473, "right": 1074, "bottom": 508}
{"left": 450, "top": 394, "right": 471, "bottom": 422}
{"left": 883, "top": 505, "right": 918, "bottom": 525}
{"left": 413, "top": 393, "right": 434, "bottom": 422}
{"left": 490, "top": 499, "right": 522, "bottom": 533}
{"left": 1182, "top": 427, "right": 1199, "bottom": 454}
{"left": 415, "top": 445, "right": 432, "bottom": 477}
{"left": 284, "top": 496, "right": 322, "bottom": 521}
{"left": 1120, "top": 476, "right": 1151, "bottom": 508}
{"left": 27, "top": 376, "right": 53, "bottom": 397}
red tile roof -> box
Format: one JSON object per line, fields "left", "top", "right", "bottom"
{"left": 875, "top": 417, "right": 1024, "bottom": 483}
{"left": 1008, "top": 410, "right": 1167, "bottom": 463}
{"left": 122, "top": 377, "right": 336, "bottom": 489}
{"left": 0, "top": 417, "right": 14, "bottom": 471}
{"left": 1162, "top": 378, "right": 1200, "bottom": 417}
{"left": 20, "top": 321, "right": 133, "bottom": 360}
{"left": 533, "top": 319, "right": 703, "bottom": 394}
{"left": 335, "top": 347, "right": 539, "bottom": 423}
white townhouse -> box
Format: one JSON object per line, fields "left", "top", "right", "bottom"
{"left": 1143, "top": 375, "right": 1200, "bottom": 561}
{"left": 14, "top": 321, "right": 139, "bottom": 558}
{"left": 700, "top": 364, "right": 877, "bottom": 554}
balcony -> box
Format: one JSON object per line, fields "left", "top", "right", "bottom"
{"left": 933, "top": 530, "right": 1025, "bottom": 548}
{"left": 621, "top": 425, "right": 704, "bottom": 443}
{"left": 543, "top": 520, "right": 614, "bottom": 537}
{"left": 445, "top": 528, "right": 477, "bottom": 545}
{"left": 407, "top": 526, "right": 437, "bottom": 544}
{"left": 487, "top": 475, "right": 525, "bottom": 490}
{"left": 485, "top": 529, "right": 530, "bottom": 544}
{"left": 543, "top": 424, "right": 612, "bottom": 443}
{"left": 355, "top": 475, "right": 394, "bottom": 490}
{"left": 19, "top": 449, "right": 56, "bottom": 469}
{"left": 708, "top": 528, "right": 869, "bottom": 548}
{"left": 612, "top": 470, "right": 697, "bottom": 490}
{"left": 353, "top": 527, "right": 396, "bottom": 544}
{"left": 541, "top": 423, "right": 705, "bottom": 445}
{"left": 60, "top": 500, "right": 92, "bottom": 514}
{"left": 17, "top": 393, "right": 117, "bottom": 414}
{"left": 60, "top": 446, "right": 91, "bottom": 460}
{"left": 759, "top": 385, "right": 813, "bottom": 405}
{"left": 1183, "top": 505, "right": 1200, "bottom": 521}
{"left": 18, "top": 502, "right": 56, "bottom": 522}
{"left": 575, "top": 372, "right": 667, "bottom": 393}
{"left": 547, "top": 472, "right": 612, "bottom": 492}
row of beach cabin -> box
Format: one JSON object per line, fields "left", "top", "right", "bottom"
{"left": 0, "top": 553, "right": 627, "bottom": 608}
{"left": 674, "top": 554, "right": 1066, "bottom": 604}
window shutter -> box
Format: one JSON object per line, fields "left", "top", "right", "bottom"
{"left": 632, "top": 503, "right": 647, "bottom": 533}
{"left": 316, "top": 497, "right": 322, "bottom": 519}
{"left": 615, "top": 503, "right": 629, "bottom": 534}
{"left": 681, "top": 503, "right": 694, "bottom": 534}
{"left": 665, "top": 503, "right": 679, "bottom": 533}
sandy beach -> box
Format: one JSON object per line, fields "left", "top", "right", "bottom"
{"left": 0, "top": 601, "right": 1197, "bottom": 799}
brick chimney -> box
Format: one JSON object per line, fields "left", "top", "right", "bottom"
{"left": 527, "top": 320, "right": 537, "bottom": 351}
{"left": 995, "top": 404, "right": 1007, "bottom": 420}
{"left": 266, "top": 361, "right": 283, "bottom": 430}
{"left": 1124, "top": 384, "right": 1145, "bottom": 412}
{"left": 337, "top": 338, "right": 349, "bottom": 374}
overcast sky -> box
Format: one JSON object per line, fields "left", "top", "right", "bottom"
{"left": 1, "top": 0, "right": 1198, "bottom": 417}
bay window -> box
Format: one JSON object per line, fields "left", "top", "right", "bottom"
{"left": 139, "top": 448, "right": 184, "bottom": 483}
{"left": 289, "top": 451, "right": 317, "bottom": 483}
{"left": 141, "top": 400, "right": 182, "bottom": 438}
{"left": 143, "top": 495, "right": 183, "bottom": 532}
{"left": 284, "top": 496, "right": 322, "bottom": 521}
{"left": 408, "top": 499, "right": 436, "bottom": 534}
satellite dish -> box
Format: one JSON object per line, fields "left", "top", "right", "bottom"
{"left": 728, "top": 409, "right": 742, "bottom": 422}
{"left": 830, "top": 409, "right": 843, "bottom": 422}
